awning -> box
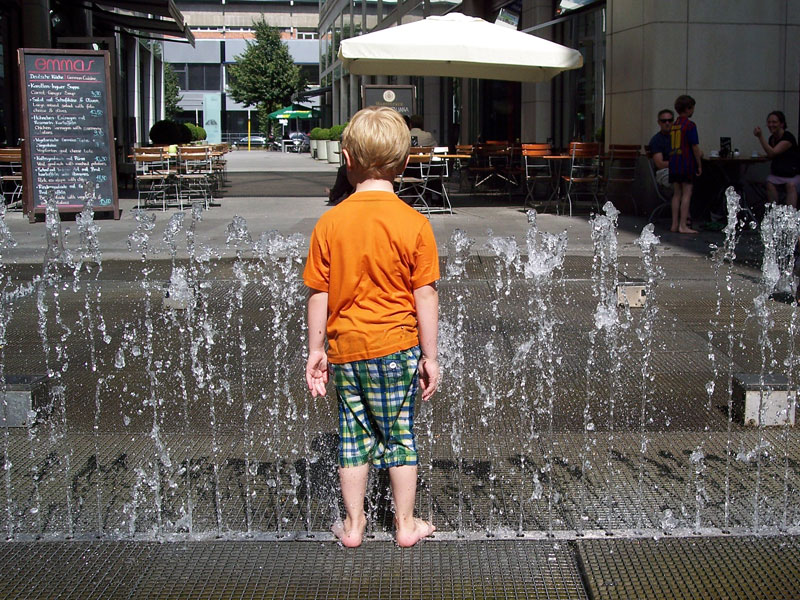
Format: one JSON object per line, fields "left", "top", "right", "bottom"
{"left": 339, "top": 13, "right": 582, "bottom": 82}
{"left": 66, "top": 0, "right": 194, "bottom": 45}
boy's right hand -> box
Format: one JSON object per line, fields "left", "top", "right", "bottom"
{"left": 418, "top": 357, "right": 439, "bottom": 401}
{"left": 306, "top": 350, "right": 329, "bottom": 397}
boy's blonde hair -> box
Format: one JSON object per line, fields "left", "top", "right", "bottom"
{"left": 342, "top": 106, "right": 410, "bottom": 180}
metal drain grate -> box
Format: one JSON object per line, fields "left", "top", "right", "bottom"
{"left": 576, "top": 535, "right": 800, "bottom": 600}
{"left": 0, "top": 540, "right": 587, "bottom": 600}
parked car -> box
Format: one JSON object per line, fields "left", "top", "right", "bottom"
{"left": 236, "top": 135, "right": 267, "bottom": 147}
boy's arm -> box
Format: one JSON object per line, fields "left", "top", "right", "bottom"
{"left": 306, "top": 289, "right": 329, "bottom": 397}
{"left": 414, "top": 283, "right": 439, "bottom": 401}
{"left": 692, "top": 144, "right": 703, "bottom": 176}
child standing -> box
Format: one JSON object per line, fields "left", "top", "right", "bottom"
{"left": 669, "top": 94, "right": 703, "bottom": 234}
{"left": 303, "top": 106, "right": 440, "bottom": 548}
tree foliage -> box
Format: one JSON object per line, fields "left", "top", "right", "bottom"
{"left": 226, "top": 18, "right": 302, "bottom": 120}
{"left": 163, "top": 63, "right": 183, "bottom": 120}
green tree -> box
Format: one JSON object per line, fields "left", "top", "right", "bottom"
{"left": 227, "top": 18, "right": 302, "bottom": 130}
{"left": 163, "top": 63, "right": 183, "bottom": 120}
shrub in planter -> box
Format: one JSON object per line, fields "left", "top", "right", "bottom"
{"left": 177, "top": 123, "right": 194, "bottom": 144}
{"left": 309, "top": 127, "right": 325, "bottom": 140}
{"left": 149, "top": 120, "right": 183, "bottom": 145}
{"left": 329, "top": 124, "right": 347, "bottom": 141}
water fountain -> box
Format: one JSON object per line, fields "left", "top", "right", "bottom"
{"left": 0, "top": 189, "right": 798, "bottom": 541}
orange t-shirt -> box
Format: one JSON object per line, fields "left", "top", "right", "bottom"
{"left": 303, "top": 190, "right": 440, "bottom": 364}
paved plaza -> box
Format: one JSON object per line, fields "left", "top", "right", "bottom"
{"left": 0, "top": 150, "right": 798, "bottom": 598}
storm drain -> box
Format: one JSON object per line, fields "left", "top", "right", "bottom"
{"left": 0, "top": 540, "right": 587, "bottom": 600}
{"left": 576, "top": 535, "right": 800, "bottom": 600}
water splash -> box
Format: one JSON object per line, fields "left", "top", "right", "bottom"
{"left": 442, "top": 229, "right": 474, "bottom": 535}
{"left": 634, "top": 223, "right": 661, "bottom": 531}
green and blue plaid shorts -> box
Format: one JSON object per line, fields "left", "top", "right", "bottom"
{"left": 332, "top": 346, "right": 420, "bottom": 469}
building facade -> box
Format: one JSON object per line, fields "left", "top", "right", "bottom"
{"left": 319, "top": 0, "right": 799, "bottom": 159}
{"left": 165, "top": 1, "right": 321, "bottom": 140}
{"left": 1, "top": 0, "right": 194, "bottom": 156}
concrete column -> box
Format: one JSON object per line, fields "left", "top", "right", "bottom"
{"left": 339, "top": 73, "right": 348, "bottom": 122}
{"left": 520, "top": 0, "right": 553, "bottom": 143}
{"left": 349, "top": 74, "right": 359, "bottom": 117}
{"left": 331, "top": 77, "right": 340, "bottom": 125}
{"left": 128, "top": 39, "right": 142, "bottom": 146}
{"left": 22, "top": 0, "right": 51, "bottom": 48}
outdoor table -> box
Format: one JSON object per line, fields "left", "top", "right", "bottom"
{"left": 702, "top": 155, "right": 767, "bottom": 221}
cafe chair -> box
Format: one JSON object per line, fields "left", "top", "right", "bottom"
{"left": 395, "top": 148, "right": 432, "bottom": 213}
{"left": 134, "top": 147, "right": 176, "bottom": 211}
{"left": 521, "top": 143, "right": 552, "bottom": 209}
{"left": 454, "top": 145, "right": 473, "bottom": 190}
{"left": 468, "top": 141, "right": 511, "bottom": 191}
{"left": 0, "top": 147, "right": 23, "bottom": 210}
{"left": 177, "top": 146, "right": 214, "bottom": 209}
{"left": 602, "top": 144, "right": 641, "bottom": 214}
{"left": 562, "top": 141, "right": 601, "bottom": 216}
{"left": 420, "top": 147, "right": 453, "bottom": 214}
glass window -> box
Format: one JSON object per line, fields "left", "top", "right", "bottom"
{"left": 184, "top": 64, "right": 221, "bottom": 91}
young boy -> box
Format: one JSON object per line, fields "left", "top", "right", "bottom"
{"left": 303, "top": 106, "right": 440, "bottom": 548}
{"left": 669, "top": 94, "right": 703, "bottom": 234}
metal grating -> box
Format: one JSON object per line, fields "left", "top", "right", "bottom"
{"left": 0, "top": 540, "right": 588, "bottom": 600}
{"left": 576, "top": 535, "right": 800, "bottom": 600}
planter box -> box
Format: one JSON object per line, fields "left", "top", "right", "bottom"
{"left": 327, "top": 140, "right": 341, "bottom": 164}
{"left": 310, "top": 139, "right": 318, "bottom": 159}
{"left": 316, "top": 140, "right": 328, "bottom": 160}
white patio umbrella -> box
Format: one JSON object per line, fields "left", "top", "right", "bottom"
{"left": 339, "top": 13, "right": 583, "bottom": 83}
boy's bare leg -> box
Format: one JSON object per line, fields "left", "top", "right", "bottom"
{"left": 333, "top": 464, "right": 369, "bottom": 547}
{"left": 678, "top": 183, "right": 698, "bottom": 233}
{"left": 390, "top": 464, "right": 435, "bottom": 547}
{"left": 671, "top": 182, "right": 681, "bottom": 232}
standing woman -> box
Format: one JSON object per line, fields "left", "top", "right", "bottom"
{"left": 754, "top": 110, "right": 800, "bottom": 208}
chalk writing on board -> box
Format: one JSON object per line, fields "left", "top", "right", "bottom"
{"left": 19, "top": 50, "right": 118, "bottom": 218}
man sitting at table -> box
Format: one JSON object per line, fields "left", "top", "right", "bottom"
{"left": 648, "top": 109, "right": 674, "bottom": 194}
{"left": 409, "top": 115, "right": 437, "bottom": 148}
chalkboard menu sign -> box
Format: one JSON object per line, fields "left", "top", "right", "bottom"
{"left": 18, "top": 49, "right": 120, "bottom": 222}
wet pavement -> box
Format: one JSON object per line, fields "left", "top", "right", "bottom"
{"left": 0, "top": 150, "right": 798, "bottom": 598}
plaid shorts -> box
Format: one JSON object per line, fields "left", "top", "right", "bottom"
{"left": 332, "top": 346, "right": 420, "bottom": 469}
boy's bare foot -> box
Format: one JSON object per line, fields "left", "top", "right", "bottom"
{"left": 678, "top": 226, "right": 698, "bottom": 234}
{"left": 395, "top": 517, "right": 436, "bottom": 548}
{"left": 670, "top": 226, "right": 679, "bottom": 233}
{"left": 332, "top": 515, "right": 366, "bottom": 548}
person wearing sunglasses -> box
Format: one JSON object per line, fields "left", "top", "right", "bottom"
{"left": 648, "top": 109, "right": 675, "bottom": 192}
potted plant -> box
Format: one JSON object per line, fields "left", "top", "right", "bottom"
{"left": 327, "top": 123, "right": 347, "bottom": 164}
{"left": 315, "top": 128, "right": 330, "bottom": 160}
{"left": 309, "top": 127, "right": 324, "bottom": 158}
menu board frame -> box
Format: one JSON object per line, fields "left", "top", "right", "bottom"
{"left": 18, "top": 48, "right": 120, "bottom": 223}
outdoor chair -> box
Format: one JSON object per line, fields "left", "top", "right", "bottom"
{"left": 177, "top": 146, "right": 214, "bottom": 209}
{"left": 134, "top": 147, "right": 176, "bottom": 211}
{"left": 395, "top": 147, "right": 433, "bottom": 213}
{"left": 419, "top": 147, "right": 452, "bottom": 214}
{"left": 521, "top": 143, "right": 552, "bottom": 209}
{"left": 468, "top": 141, "right": 512, "bottom": 191}
{"left": 602, "top": 144, "right": 641, "bottom": 214}
{"left": 0, "top": 147, "right": 23, "bottom": 210}
{"left": 562, "top": 142, "right": 601, "bottom": 216}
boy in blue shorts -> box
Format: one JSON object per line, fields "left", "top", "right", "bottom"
{"left": 304, "top": 106, "right": 440, "bottom": 548}
{"left": 669, "top": 94, "right": 703, "bottom": 233}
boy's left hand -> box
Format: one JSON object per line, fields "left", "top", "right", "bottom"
{"left": 306, "top": 350, "right": 329, "bottom": 397}
{"left": 418, "top": 357, "right": 439, "bottom": 401}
